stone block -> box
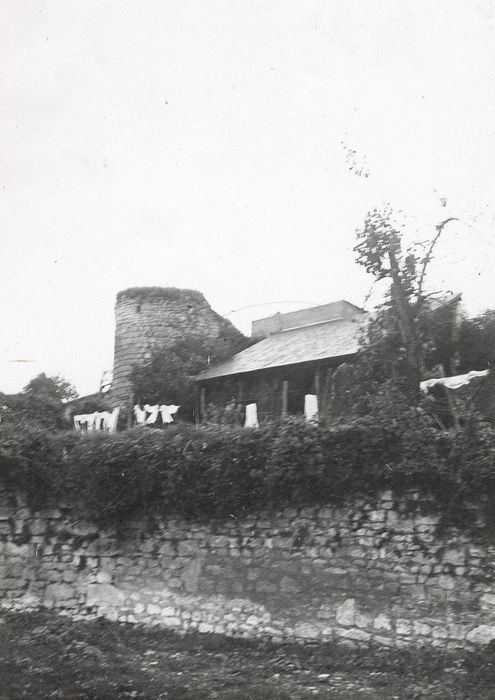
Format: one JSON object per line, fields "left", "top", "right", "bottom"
{"left": 96, "top": 570, "right": 113, "bottom": 584}
{"left": 280, "top": 576, "right": 301, "bottom": 594}
{"left": 336, "top": 599, "right": 356, "bottom": 626}
{"left": 294, "top": 622, "right": 320, "bottom": 639}
{"left": 336, "top": 627, "right": 371, "bottom": 642}
{"left": 317, "top": 606, "right": 333, "bottom": 620}
{"left": 355, "top": 613, "right": 373, "bottom": 629}
{"left": 256, "top": 581, "right": 277, "bottom": 594}
{"left": 86, "top": 584, "right": 126, "bottom": 607}
{"left": 198, "top": 622, "right": 214, "bottom": 633}
{"left": 62, "top": 570, "right": 78, "bottom": 584}
{"left": 373, "top": 614, "right": 392, "bottom": 631}
{"left": 438, "top": 575, "right": 456, "bottom": 591}
{"left": 432, "top": 626, "right": 448, "bottom": 639}
{"left": 163, "top": 616, "right": 182, "bottom": 627}
{"left": 160, "top": 606, "right": 177, "bottom": 617}
{"left": 44, "top": 583, "right": 75, "bottom": 603}
{"left": 146, "top": 603, "right": 161, "bottom": 615}
{"left": 446, "top": 623, "right": 466, "bottom": 641}
{"left": 466, "top": 625, "right": 495, "bottom": 645}
{"left": 245, "top": 615, "right": 264, "bottom": 627}
{"left": 396, "top": 619, "right": 412, "bottom": 636}
{"left": 442, "top": 548, "right": 465, "bottom": 566}
{"left": 412, "top": 621, "right": 431, "bottom": 636}
{"left": 370, "top": 510, "right": 386, "bottom": 523}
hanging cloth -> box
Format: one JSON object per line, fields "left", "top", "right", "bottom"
{"left": 304, "top": 394, "right": 318, "bottom": 422}
{"left": 73, "top": 413, "right": 97, "bottom": 432}
{"left": 144, "top": 404, "right": 160, "bottom": 424}
{"left": 420, "top": 370, "right": 489, "bottom": 393}
{"left": 94, "top": 412, "right": 107, "bottom": 431}
{"left": 133, "top": 405, "right": 147, "bottom": 425}
{"left": 244, "top": 403, "right": 259, "bottom": 428}
{"left": 106, "top": 407, "right": 120, "bottom": 433}
{"left": 160, "top": 404, "right": 179, "bottom": 424}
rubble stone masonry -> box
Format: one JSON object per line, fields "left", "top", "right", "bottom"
{"left": 111, "top": 288, "right": 242, "bottom": 408}
{"left": 1, "top": 482, "right": 495, "bottom": 649}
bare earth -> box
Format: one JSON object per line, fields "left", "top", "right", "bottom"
{"left": 0, "top": 611, "right": 493, "bottom": 699}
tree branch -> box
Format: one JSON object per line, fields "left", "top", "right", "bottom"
{"left": 417, "top": 217, "right": 458, "bottom": 303}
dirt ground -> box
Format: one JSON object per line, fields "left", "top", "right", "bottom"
{"left": 0, "top": 610, "right": 494, "bottom": 699}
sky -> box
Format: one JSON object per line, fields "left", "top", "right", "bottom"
{"left": 1, "top": 0, "right": 495, "bottom": 396}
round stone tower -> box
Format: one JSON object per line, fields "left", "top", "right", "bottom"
{"left": 110, "top": 287, "right": 243, "bottom": 409}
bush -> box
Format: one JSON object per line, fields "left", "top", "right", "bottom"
{"left": 1, "top": 416, "right": 495, "bottom": 528}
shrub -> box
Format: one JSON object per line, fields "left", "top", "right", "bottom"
{"left": 1, "top": 416, "right": 495, "bottom": 529}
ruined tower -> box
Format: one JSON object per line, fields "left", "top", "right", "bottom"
{"left": 110, "top": 287, "right": 243, "bottom": 409}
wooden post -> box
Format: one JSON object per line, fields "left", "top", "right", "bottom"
{"left": 445, "top": 386, "right": 460, "bottom": 432}
{"left": 237, "top": 380, "right": 244, "bottom": 404}
{"left": 323, "top": 367, "right": 333, "bottom": 416}
{"left": 127, "top": 393, "right": 134, "bottom": 429}
{"left": 200, "top": 386, "right": 206, "bottom": 422}
{"left": 439, "top": 365, "right": 460, "bottom": 431}
{"left": 314, "top": 367, "right": 322, "bottom": 413}
{"left": 281, "top": 379, "right": 289, "bottom": 417}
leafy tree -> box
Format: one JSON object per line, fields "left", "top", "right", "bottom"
{"left": 354, "top": 206, "right": 458, "bottom": 400}
{"left": 0, "top": 373, "right": 77, "bottom": 430}
{"left": 130, "top": 332, "right": 252, "bottom": 421}
{"left": 457, "top": 310, "right": 495, "bottom": 373}
{"left": 23, "top": 373, "right": 78, "bottom": 402}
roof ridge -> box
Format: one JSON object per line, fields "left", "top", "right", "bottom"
{"left": 280, "top": 317, "right": 351, "bottom": 333}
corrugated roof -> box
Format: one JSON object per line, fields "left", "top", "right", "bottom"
{"left": 197, "top": 317, "right": 363, "bottom": 381}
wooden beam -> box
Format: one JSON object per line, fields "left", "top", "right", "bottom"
{"left": 314, "top": 367, "right": 322, "bottom": 411}
{"left": 127, "top": 393, "right": 134, "bottom": 429}
{"left": 281, "top": 379, "right": 289, "bottom": 417}
{"left": 237, "top": 379, "right": 244, "bottom": 404}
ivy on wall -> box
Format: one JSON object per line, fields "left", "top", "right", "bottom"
{"left": 1, "top": 416, "right": 495, "bottom": 529}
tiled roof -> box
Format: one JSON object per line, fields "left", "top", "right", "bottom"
{"left": 197, "top": 317, "right": 363, "bottom": 381}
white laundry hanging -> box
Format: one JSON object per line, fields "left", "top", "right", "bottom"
{"left": 133, "top": 404, "right": 147, "bottom": 425}
{"left": 160, "top": 404, "right": 179, "bottom": 424}
{"left": 420, "top": 370, "right": 489, "bottom": 393}
{"left": 244, "top": 403, "right": 259, "bottom": 428}
{"left": 304, "top": 394, "right": 318, "bottom": 422}
{"left": 94, "top": 413, "right": 107, "bottom": 431}
{"left": 134, "top": 404, "right": 179, "bottom": 426}
{"left": 74, "top": 408, "right": 120, "bottom": 433}
{"left": 73, "top": 412, "right": 97, "bottom": 432}
{"left": 106, "top": 407, "right": 120, "bottom": 433}
{"left": 144, "top": 404, "right": 160, "bottom": 424}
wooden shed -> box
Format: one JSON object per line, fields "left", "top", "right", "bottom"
{"left": 196, "top": 300, "right": 365, "bottom": 422}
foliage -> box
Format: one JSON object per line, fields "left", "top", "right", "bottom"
{"left": 64, "top": 394, "right": 112, "bottom": 421}
{"left": 0, "top": 373, "right": 77, "bottom": 431}
{"left": 116, "top": 286, "right": 206, "bottom": 304}
{"left": 354, "top": 206, "right": 458, "bottom": 399}
{"left": 458, "top": 310, "right": 495, "bottom": 373}
{"left": 0, "top": 422, "right": 76, "bottom": 509}
{"left": 130, "top": 332, "right": 251, "bottom": 420}
{"left": 203, "top": 400, "right": 245, "bottom": 427}
{"left": 2, "top": 414, "right": 495, "bottom": 530}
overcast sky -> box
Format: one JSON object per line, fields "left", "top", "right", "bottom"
{"left": 1, "top": 0, "right": 495, "bottom": 396}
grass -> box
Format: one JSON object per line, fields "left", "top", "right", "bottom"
{"left": 0, "top": 610, "right": 494, "bottom": 698}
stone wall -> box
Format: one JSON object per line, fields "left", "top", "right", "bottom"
{"left": 111, "top": 288, "right": 243, "bottom": 409}
{"left": 1, "top": 483, "right": 495, "bottom": 649}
